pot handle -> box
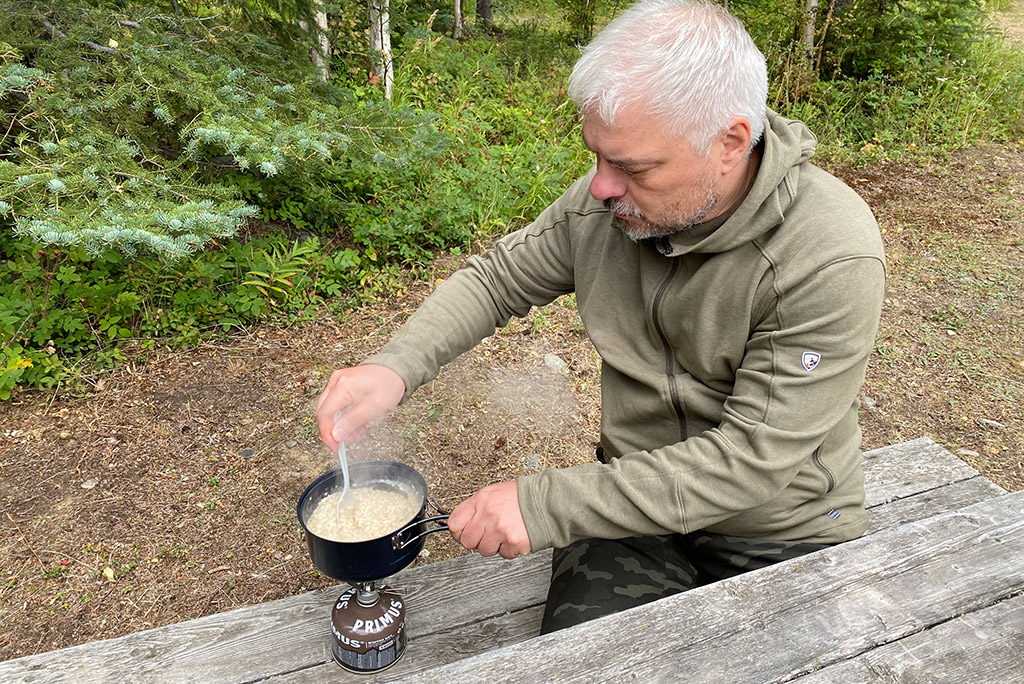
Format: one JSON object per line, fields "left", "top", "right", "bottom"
{"left": 392, "top": 514, "right": 450, "bottom": 551}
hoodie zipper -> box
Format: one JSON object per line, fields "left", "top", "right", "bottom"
{"left": 812, "top": 447, "right": 835, "bottom": 493}
{"left": 651, "top": 258, "right": 687, "bottom": 443}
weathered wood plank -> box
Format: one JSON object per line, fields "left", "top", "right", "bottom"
{"left": 792, "top": 593, "right": 1024, "bottom": 683}
{"left": 0, "top": 551, "right": 552, "bottom": 684}
{"left": 865, "top": 476, "right": 1005, "bottom": 532}
{"left": 861, "top": 437, "right": 990, "bottom": 507}
{"left": 392, "top": 490, "right": 1024, "bottom": 684}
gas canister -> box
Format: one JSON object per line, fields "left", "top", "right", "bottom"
{"left": 330, "top": 584, "right": 407, "bottom": 673}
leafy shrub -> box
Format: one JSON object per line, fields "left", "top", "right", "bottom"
{"left": 730, "top": 0, "right": 1024, "bottom": 153}
{"left": 0, "top": 227, "right": 371, "bottom": 398}
{"left": 821, "top": 0, "right": 987, "bottom": 79}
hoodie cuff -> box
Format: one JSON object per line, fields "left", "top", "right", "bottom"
{"left": 517, "top": 472, "right": 556, "bottom": 552}
{"left": 359, "top": 353, "right": 429, "bottom": 403}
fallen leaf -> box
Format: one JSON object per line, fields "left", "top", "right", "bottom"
{"left": 81, "top": 478, "right": 99, "bottom": 489}
{"left": 103, "top": 567, "right": 115, "bottom": 582}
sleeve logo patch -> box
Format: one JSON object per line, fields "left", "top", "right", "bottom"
{"left": 802, "top": 351, "right": 821, "bottom": 371}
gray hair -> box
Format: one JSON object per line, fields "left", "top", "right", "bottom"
{"left": 568, "top": 0, "right": 768, "bottom": 156}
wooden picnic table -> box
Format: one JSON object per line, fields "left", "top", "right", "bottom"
{"left": 2, "top": 437, "right": 1021, "bottom": 683}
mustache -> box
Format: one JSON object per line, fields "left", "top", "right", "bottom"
{"left": 604, "top": 198, "right": 642, "bottom": 218}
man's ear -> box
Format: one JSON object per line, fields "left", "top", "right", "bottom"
{"left": 718, "top": 117, "right": 752, "bottom": 172}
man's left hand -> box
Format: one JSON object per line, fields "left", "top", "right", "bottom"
{"left": 448, "top": 480, "right": 531, "bottom": 560}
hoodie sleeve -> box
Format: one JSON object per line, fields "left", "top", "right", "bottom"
{"left": 361, "top": 181, "right": 588, "bottom": 397}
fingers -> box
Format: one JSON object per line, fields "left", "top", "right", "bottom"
{"left": 314, "top": 365, "right": 405, "bottom": 449}
{"left": 447, "top": 481, "right": 531, "bottom": 559}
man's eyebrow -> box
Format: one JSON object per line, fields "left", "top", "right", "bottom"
{"left": 581, "top": 131, "right": 659, "bottom": 168}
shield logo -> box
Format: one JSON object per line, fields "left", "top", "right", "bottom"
{"left": 802, "top": 351, "right": 821, "bottom": 372}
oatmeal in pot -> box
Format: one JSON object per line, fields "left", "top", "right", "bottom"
{"left": 306, "top": 486, "right": 420, "bottom": 542}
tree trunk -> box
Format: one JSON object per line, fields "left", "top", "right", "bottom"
{"left": 802, "top": 0, "right": 819, "bottom": 71}
{"left": 368, "top": 0, "right": 394, "bottom": 100}
{"left": 476, "top": 0, "right": 493, "bottom": 25}
{"left": 311, "top": 0, "right": 331, "bottom": 82}
{"left": 453, "top": 0, "right": 463, "bottom": 39}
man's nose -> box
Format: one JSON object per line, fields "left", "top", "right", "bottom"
{"left": 589, "top": 162, "right": 626, "bottom": 202}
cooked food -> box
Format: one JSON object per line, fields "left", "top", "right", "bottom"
{"left": 306, "top": 485, "right": 420, "bottom": 542}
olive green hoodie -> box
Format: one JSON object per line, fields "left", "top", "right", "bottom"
{"left": 364, "top": 112, "right": 886, "bottom": 551}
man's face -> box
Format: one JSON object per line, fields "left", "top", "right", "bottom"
{"left": 582, "top": 106, "right": 724, "bottom": 242}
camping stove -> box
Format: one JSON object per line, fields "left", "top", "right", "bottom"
{"left": 330, "top": 581, "right": 407, "bottom": 673}
{"left": 297, "top": 463, "right": 450, "bottom": 674}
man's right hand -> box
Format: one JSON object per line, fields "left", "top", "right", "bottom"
{"left": 314, "top": 364, "right": 406, "bottom": 450}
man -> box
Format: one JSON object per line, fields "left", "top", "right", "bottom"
{"left": 315, "top": 0, "right": 885, "bottom": 634}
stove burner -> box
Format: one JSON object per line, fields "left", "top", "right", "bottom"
{"left": 330, "top": 581, "right": 407, "bottom": 673}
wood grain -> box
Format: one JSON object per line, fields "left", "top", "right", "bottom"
{"left": 391, "top": 490, "right": 1024, "bottom": 684}
{"left": 866, "top": 476, "right": 1005, "bottom": 532}
{"left": 792, "top": 593, "right": 1024, "bottom": 683}
{"left": 861, "top": 437, "right": 995, "bottom": 508}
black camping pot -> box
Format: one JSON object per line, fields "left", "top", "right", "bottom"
{"left": 296, "top": 460, "right": 450, "bottom": 583}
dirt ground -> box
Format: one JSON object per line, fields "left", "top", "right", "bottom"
{"left": 1, "top": 141, "right": 1023, "bottom": 660}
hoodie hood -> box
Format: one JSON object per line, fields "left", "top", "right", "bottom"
{"left": 662, "top": 110, "right": 818, "bottom": 256}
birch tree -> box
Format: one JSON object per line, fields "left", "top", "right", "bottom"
{"left": 368, "top": 0, "right": 394, "bottom": 99}
{"left": 453, "top": 0, "right": 463, "bottom": 39}
{"left": 802, "top": 0, "right": 819, "bottom": 72}
{"left": 298, "top": 0, "right": 331, "bottom": 82}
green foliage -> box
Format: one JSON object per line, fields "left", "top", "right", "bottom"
{"left": 3, "top": 0, "right": 1024, "bottom": 399}
{"left": 0, "top": 2, "right": 444, "bottom": 258}
{"left": 555, "top": 0, "right": 597, "bottom": 43}
{"left": 821, "top": 0, "right": 987, "bottom": 79}
{"left": 791, "top": 35, "right": 1024, "bottom": 155}
{"left": 0, "top": 228, "right": 372, "bottom": 397}
{"left": 389, "top": 23, "right": 590, "bottom": 242}
{"left": 730, "top": 0, "right": 1024, "bottom": 154}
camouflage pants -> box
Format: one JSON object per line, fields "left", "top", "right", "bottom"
{"left": 539, "top": 531, "right": 831, "bottom": 634}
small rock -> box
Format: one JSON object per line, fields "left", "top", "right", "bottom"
{"left": 957, "top": 449, "right": 980, "bottom": 457}
{"left": 543, "top": 353, "right": 568, "bottom": 373}
{"left": 285, "top": 440, "right": 297, "bottom": 447}
{"left": 418, "top": 548, "right": 430, "bottom": 559}
{"left": 58, "top": 431, "right": 72, "bottom": 439}
{"left": 861, "top": 396, "right": 877, "bottom": 409}
{"left": 239, "top": 448, "right": 256, "bottom": 460}
{"left": 81, "top": 478, "right": 99, "bottom": 489}
{"left": 523, "top": 454, "right": 542, "bottom": 472}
